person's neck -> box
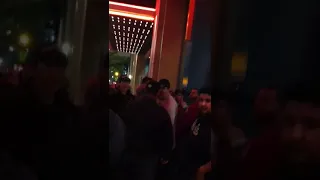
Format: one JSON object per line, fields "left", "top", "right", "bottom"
{"left": 116, "top": 88, "right": 126, "bottom": 95}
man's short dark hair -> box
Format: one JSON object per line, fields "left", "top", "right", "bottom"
{"left": 25, "top": 46, "right": 68, "bottom": 68}
{"left": 142, "top": 76, "right": 152, "bottom": 84}
{"left": 117, "top": 75, "right": 131, "bottom": 83}
{"left": 159, "top": 79, "right": 170, "bottom": 89}
{"left": 145, "top": 80, "right": 161, "bottom": 96}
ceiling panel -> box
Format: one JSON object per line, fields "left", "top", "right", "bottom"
{"left": 109, "top": 14, "right": 153, "bottom": 55}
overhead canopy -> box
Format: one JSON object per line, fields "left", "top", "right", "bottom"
{"left": 109, "top": 1, "right": 155, "bottom": 54}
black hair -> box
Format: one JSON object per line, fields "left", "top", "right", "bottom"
{"left": 145, "top": 80, "right": 161, "bottom": 96}
{"left": 159, "top": 79, "right": 170, "bottom": 89}
{"left": 117, "top": 75, "right": 131, "bottom": 83}
{"left": 175, "top": 89, "right": 183, "bottom": 96}
{"left": 141, "top": 76, "right": 152, "bottom": 84}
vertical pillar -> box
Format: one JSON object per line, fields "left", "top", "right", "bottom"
{"left": 80, "top": 0, "right": 108, "bottom": 99}
{"left": 65, "top": 0, "right": 87, "bottom": 105}
{"left": 65, "top": 0, "right": 108, "bottom": 105}
{"left": 186, "top": 0, "right": 213, "bottom": 89}
{"left": 149, "top": 0, "right": 189, "bottom": 90}
{"left": 133, "top": 55, "right": 148, "bottom": 90}
{"left": 130, "top": 54, "right": 138, "bottom": 93}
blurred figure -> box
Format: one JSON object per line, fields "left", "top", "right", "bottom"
{"left": 122, "top": 80, "right": 173, "bottom": 180}
{"left": 136, "top": 76, "right": 152, "bottom": 96}
{"left": 0, "top": 46, "right": 79, "bottom": 180}
{"left": 175, "top": 89, "right": 188, "bottom": 111}
{"left": 109, "top": 109, "right": 126, "bottom": 180}
{"left": 0, "top": 151, "right": 38, "bottom": 180}
{"left": 109, "top": 109, "right": 126, "bottom": 166}
{"left": 158, "top": 79, "right": 178, "bottom": 127}
{"left": 254, "top": 88, "right": 279, "bottom": 132}
{"left": 197, "top": 91, "right": 246, "bottom": 180}
{"left": 109, "top": 75, "right": 134, "bottom": 117}
{"left": 187, "top": 88, "right": 199, "bottom": 105}
{"left": 239, "top": 83, "right": 320, "bottom": 179}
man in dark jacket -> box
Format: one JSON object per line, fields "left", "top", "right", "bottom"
{"left": 0, "top": 47, "right": 80, "bottom": 180}
{"left": 109, "top": 109, "right": 126, "bottom": 180}
{"left": 122, "top": 80, "right": 173, "bottom": 180}
{"left": 109, "top": 109, "right": 126, "bottom": 167}
{"left": 173, "top": 88, "right": 212, "bottom": 180}
{"left": 109, "top": 75, "right": 134, "bottom": 117}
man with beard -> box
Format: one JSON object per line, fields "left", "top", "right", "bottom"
{"left": 109, "top": 75, "right": 134, "bottom": 117}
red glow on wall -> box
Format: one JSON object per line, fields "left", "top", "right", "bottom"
{"left": 185, "top": 0, "right": 195, "bottom": 40}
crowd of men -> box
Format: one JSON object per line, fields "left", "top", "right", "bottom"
{"left": 109, "top": 74, "right": 320, "bottom": 180}
{"left": 0, "top": 47, "right": 105, "bottom": 180}
{"left": 0, "top": 46, "right": 319, "bottom": 180}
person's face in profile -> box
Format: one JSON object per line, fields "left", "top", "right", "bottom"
{"left": 198, "top": 93, "right": 211, "bottom": 114}
{"left": 175, "top": 94, "right": 183, "bottom": 104}
{"left": 279, "top": 101, "right": 320, "bottom": 163}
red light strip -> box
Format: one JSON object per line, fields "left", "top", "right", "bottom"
{"left": 109, "top": 9, "right": 154, "bottom": 21}
{"left": 109, "top": 1, "right": 156, "bottom": 12}
{"left": 185, "top": 0, "right": 195, "bottom": 40}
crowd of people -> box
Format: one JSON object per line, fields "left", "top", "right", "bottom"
{"left": 0, "top": 47, "right": 106, "bottom": 180}
{"left": 109, "top": 75, "right": 320, "bottom": 180}
{"left": 0, "top": 46, "right": 319, "bottom": 180}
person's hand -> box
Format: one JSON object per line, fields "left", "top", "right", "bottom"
{"left": 195, "top": 162, "right": 212, "bottom": 180}
{"left": 198, "top": 162, "right": 212, "bottom": 173}
{"left": 195, "top": 172, "right": 205, "bottom": 180}
{"left": 160, "top": 158, "right": 169, "bottom": 165}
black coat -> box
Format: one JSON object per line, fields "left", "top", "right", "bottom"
{"left": 122, "top": 95, "right": 173, "bottom": 159}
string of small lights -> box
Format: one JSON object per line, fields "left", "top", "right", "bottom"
{"left": 110, "top": 15, "right": 153, "bottom": 54}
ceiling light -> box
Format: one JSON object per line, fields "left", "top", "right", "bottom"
{"left": 109, "top": 1, "right": 156, "bottom": 12}
{"left": 109, "top": 10, "right": 154, "bottom": 21}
